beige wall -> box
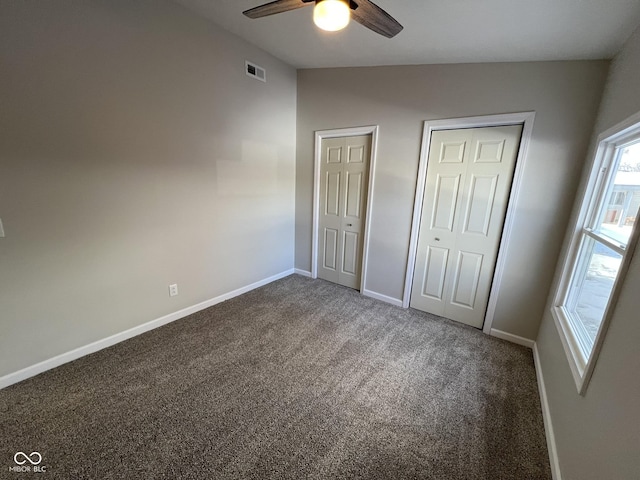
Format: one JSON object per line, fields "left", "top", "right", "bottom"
{"left": 537, "top": 25, "right": 640, "bottom": 480}
{"left": 0, "top": 0, "right": 297, "bottom": 377}
{"left": 296, "top": 61, "right": 608, "bottom": 339}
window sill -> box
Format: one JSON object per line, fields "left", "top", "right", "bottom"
{"left": 550, "top": 306, "right": 588, "bottom": 394}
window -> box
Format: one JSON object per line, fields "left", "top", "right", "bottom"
{"left": 552, "top": 113, "right": 640, "bottom": 394}
{"left": 609, "top": 190, "right": 626, "bottom": 206}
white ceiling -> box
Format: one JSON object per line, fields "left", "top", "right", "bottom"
{"left": 173, "top": 0, "right": 640, "bottom": 68}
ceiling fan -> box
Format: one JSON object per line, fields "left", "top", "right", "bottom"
{"left": 243, "top": 0, "right": 403, "bottom": 38}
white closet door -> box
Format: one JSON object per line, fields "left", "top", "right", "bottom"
{"left": 410, "top": 125, "right": 522, "bottom": 328}
{"left": 318, "top": 135, "right": 371, "bottom": 289}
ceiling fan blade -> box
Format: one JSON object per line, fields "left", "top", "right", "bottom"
{"left": 350, "top": 0, "right": 403, "bottom": 38}
{"left": 243, "top": 0, "right": 314, "bottom": 19}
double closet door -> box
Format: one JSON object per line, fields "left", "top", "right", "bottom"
{"left": 410, "top": 125, "right": 522, "bottom": 328}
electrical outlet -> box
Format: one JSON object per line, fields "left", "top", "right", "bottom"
{"left": 169, "top": 284, "right": 178, "bottom": 297}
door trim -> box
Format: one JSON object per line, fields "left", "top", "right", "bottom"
{"left": 312, "top": 125, "right": 379, "bottom": 292}
{"left": 402, "top": 112, "right": 535, "bottom": 334}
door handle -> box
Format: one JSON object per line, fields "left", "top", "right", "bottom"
{"left": 434, "top": 237, "right": 440, "bottom": 241}
{"left": 346, "top": 223, "right": 353, "bottom": 227}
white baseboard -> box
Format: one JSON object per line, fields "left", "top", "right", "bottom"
{"left": 0, "top": 269, "right": 295, "bottom": 390}
{"left": 362, "top": 289, "right": 403, "bottom": 307}
{"left": 490, "top": 328, "right": 535, "bottom": 349}
{"left": 533, "top": 343, "right": 562, "bottom": 480}
{"left": 293, "top": 268, "right": 312, "bottom": 277}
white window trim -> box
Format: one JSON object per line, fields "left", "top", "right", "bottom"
{"left": 551, "top": 111, "right": 640, "bottom": 395}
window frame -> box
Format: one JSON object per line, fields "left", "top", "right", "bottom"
{"left": 551, "top": 111, "right": 640, "bottom": 395}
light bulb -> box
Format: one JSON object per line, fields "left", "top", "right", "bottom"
{"left": 313, "top": 0, "right": 350, "bottom": 32}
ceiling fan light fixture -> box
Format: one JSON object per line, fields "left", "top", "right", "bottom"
{"left": 313, "top": 0, "right": 350, "bottom": 32}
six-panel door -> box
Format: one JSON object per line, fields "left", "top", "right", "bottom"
{"left": 410, "top": 126, "right": 523, "bottom": 328}
{"left": 318, "top": 135, "right": 371, "bottom": 289}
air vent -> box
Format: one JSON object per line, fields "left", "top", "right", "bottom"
{"left": 245, "top": 61, "right": 266, "bottom": 82}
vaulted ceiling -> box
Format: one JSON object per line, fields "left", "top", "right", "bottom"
{"left": 173, "top": 0, "right": 640, "bottom": 68}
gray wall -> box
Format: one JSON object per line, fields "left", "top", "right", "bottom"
{"left": 0, "top": 0, "right": 297, "bottom": 377}
{"left": 296, "top": 61, "right": 608, "bottom": 340}
{"left": 537, "top": 25, "right": 640, "bottom": 480}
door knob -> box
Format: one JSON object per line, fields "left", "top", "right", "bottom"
{"left": 434, "top": 237, "right": 440, "bottom": 241}
{"left": 346, "top": 223, "right": 353, "bottom": 227}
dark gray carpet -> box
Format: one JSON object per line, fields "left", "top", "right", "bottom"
{"left": 0, "top": 275, "right": 551, "bottom": 479}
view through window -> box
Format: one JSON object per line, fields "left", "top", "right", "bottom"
{"left": 567, "top": 142, "right": 640, "bottom": 352}
{"left": 552, "top": 116, "right": 640, "bottom": 393}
